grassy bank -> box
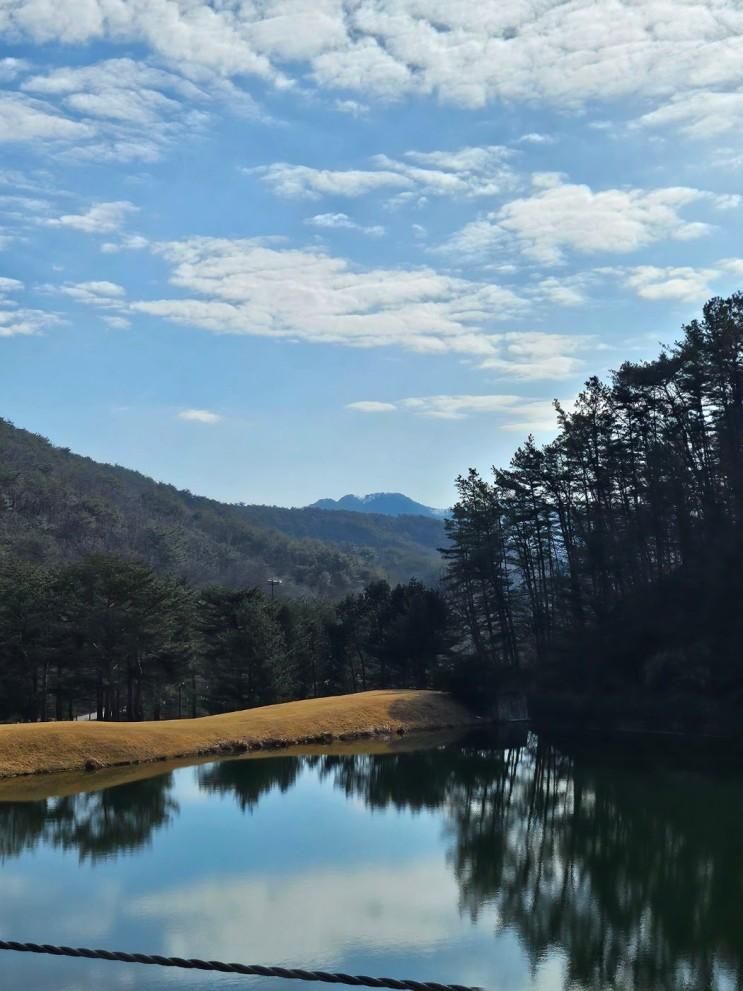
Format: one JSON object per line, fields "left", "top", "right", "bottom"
{"left": 0, "top": 689, "right": 477, "bottom": 780}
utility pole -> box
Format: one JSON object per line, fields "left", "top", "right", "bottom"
{"left": 266, "top": 578, "right": 282, "bottom": 601}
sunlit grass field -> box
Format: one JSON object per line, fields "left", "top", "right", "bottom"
{"left": 0, "top": 690, "right": 475, "bottom": 781}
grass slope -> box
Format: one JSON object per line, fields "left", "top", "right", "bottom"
{"left": 0, "top": 690, "right": 476, "bottom": 780}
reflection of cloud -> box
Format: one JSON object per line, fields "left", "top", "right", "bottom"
{"left": 0, "top": 874, "right": 122, "bottom": 942}
{"left": 0, "top": 873, "right": 32, "bottom": 898}
{"left": 129, "top": 859, "right": 498, "bottom": 967}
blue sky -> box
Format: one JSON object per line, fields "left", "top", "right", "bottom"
{"left": 1, "top": 1, "right": 743, "bottom": 509}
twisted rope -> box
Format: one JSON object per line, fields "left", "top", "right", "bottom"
{"left": 0, "top": 940, "right": 483, "bottom": 991}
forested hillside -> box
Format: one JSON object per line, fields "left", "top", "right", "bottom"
{"left": 0, "top": 419, "right": 445, "bottom": 596}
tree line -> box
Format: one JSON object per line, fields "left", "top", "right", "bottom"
{"left": 443, "top": 293, "right": 743, "bottom": 703}
{"left": 0, "top": 554, "right": 450, "bottom": 723}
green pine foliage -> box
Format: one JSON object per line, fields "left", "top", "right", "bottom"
{"left": 0, "top": 552, "right": 452, "bottom": 722}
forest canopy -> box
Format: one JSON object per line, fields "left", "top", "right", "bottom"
{"left": 443, "top": 292, "right": 743, "bottom": 708}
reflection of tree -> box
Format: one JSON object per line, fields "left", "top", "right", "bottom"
{"left": 0, "top": 800, "right": 48, "bottom": 861}
{"left": 312, "top": 743, "right": 743, "bottom": 991}
{"left": 484, "top": 746, "right": 743, "bottom": 991}
{"left": 197, "top": 757, "right": 300, "bottom": 812}
{"left": 0, "top": 774, "right": 177, "bottom": 862}
{"left": 308, "top": 747, "right": 499, "bottom": 813}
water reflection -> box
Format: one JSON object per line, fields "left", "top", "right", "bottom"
{"left": 198, "top": 755, "right": 300, "bottom": 811}
{"left": 193, "top": 742, "right": 743, "bottom": 991}
{"left": 0, "top": 774, "right": 177, "bottom": 862}
{"left": 2, "top": 738, "right": 743, "bottom": 990}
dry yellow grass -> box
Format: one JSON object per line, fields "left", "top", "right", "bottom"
{"left": 0, "top": 689, "right": 477, "bottom": 782}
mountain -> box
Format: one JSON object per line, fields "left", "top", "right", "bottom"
{"left": 308, "top": 492, "right": 447, "bottom": 519}
{"left": 0, "top": 419, "right": 446, "bottom": 596}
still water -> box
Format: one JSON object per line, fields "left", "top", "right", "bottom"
{"left": 1, "top": 734, "right": 742, "bottom": 991}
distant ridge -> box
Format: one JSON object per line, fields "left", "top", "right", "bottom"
{"left": 308, "top": 492, "right": 447, "bottom": 519}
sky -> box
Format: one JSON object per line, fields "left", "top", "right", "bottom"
{"left": 1, "top": 1, "right": 743, "bottom": 510}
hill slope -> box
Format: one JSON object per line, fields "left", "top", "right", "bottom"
{"left": 309, "top": 492, "right": 446, "bottom": 518}
{"left": 0, "top": 419, "right": 446, "bottom": 595}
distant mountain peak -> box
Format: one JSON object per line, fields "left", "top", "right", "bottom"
{"left": 308, "top": 492, "right": 447, "bottom": 519}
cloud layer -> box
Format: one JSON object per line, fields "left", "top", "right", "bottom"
{"left": 2, "top": 1, "right": 742, "bottom": 120}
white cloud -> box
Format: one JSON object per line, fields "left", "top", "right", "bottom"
{"left": 53, "top": 280, "right": 127, "bottom": 307}
{"left": 0, "top": 92, "right": 94, "bottom": 142}
{"left": 0, "top": 276, "right": 63, "bottom": 337}
{"left": 1, "top": 58, "right": 260, "bottom": 163}
{"left": 43, "top": 201, "right": 138, "bottom": 234}
{"left": 250, "top": 163, "right": 412, "bottom": 199}
{"left": 516, "top": 132, "right": 555, "bottom": 144}
{"left": 103, "top": 314, "right": 130, "bottom": 329}
{"left": 592, "top": 258, "right": 743, "bottom": 302}
{"left": 0, "top": 193, "right": 53, "bottom": 218}
{"left": 345, "top": 392, "right": 572, "bottom": 431}
{"left": 623, "top": 265, "right": 719, "bottom": 302}
{"left": 637, "top": 90, "right": 743, "bottom": 139}
{"left": 443, "top": 180, "right": 724, "bottom": 264}
{"left": 0, "top": 308, "right": 62, "bottom": 336}
{"left": 308, "top": 1, "right": 743, "bottom": 113}
{"left": 720, "top": 258, "right": 743, "bottom": 277}
{"left": 253, "top": 145, "right": 517, "bottom": 202}
{"left": 530, "top": 276, "right": 589, "bottom": 307}
{"left": 22, "top": 58, "right": 203, "bottom": 105}
{"left": 0, "top": 2, "right": 278, "bottom": 82}
{"left": 100, "top": 234, "right": 149, "bottom": 253}
{"left": 0, "top": 57, "right": 29, "bottom": 82}
{"left": 130, "top": 237, "right": 531, "bottom": 365}
{"left": 712, "top": 148, "right": 743, "bottom": 172}
{"left": 306, "top": 213, "right": 385, "bottom": 236}
{"left": 401, "top": 394, "right": 524, "bottom": 420}
{"left": 177, "top": 408, "right": 223, "bottom": 424}
{"left": 347, "top": 401, "right": 397, "bottom": 413}
{"left": 334, "top": 98, "right": 369, "bottom": 116}
{"left": 129, "top": 237, "right": 598, "bottom": 379}
{"left": 479, "top": 332, "right": 591, "bottom": 380}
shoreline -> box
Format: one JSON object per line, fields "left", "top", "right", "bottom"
{"left": 0, "top": 689, "right": 479, "bottom": 783}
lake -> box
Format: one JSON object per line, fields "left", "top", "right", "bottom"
{"left": 1, "top": 732, "right": 742, "bottom": 991}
